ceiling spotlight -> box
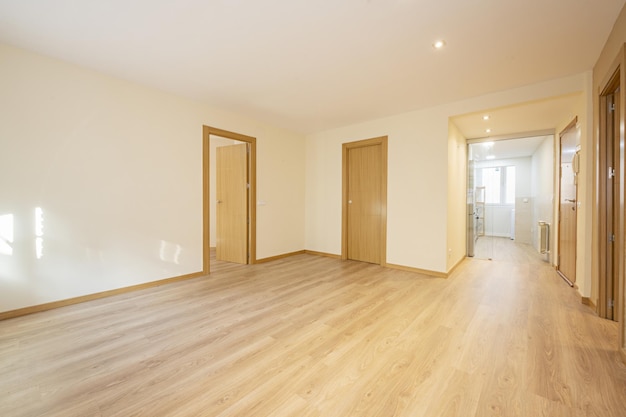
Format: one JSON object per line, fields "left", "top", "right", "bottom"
{"left": 433, "top": 40, "right": 446, "bottom": 49}
{"left": 482, "top": 115, "right": 490, "bottom": 121}
{"left": 485, "top": 128, "right": 492, "bottom": 133}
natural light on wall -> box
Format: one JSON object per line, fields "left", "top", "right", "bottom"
{"left": 159, "top": 240, "right": 182, "bottom": 265}
{"left": 35, "top": 207, "right": 44, "bottom": 259}
{"left": 0, "top": 213, "right": 14, "bottom": 256}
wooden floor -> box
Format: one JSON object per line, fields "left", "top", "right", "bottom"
{"left": 2, "top": 244, "right": 626, "bottom": 417}
{"left": 473, "top": 236, "right": 539, "bottom": 262}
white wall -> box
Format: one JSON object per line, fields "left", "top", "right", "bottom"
{"left": 0, "top": 43, "right": 305, "bottom": 313}
{"left": 305, "top": 74, "right": 589, "bottom": 274}
{"left": 531, "top": 136, "right": 555, "bottom": 260}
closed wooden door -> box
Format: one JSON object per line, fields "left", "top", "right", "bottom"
{"left": 216, "top": 143, "right": 248, "bottom": 264}
{"left": 557, "top": 120, "right": 578, "bottom": 285}
{"left": 599, "top": 80, "right": 620, "bottom": 321}
{"left": 605, "top": 88, "right": 621, "bottom": 320}
{"left": 343, "top": 137, "right": 387, "bottom": 265}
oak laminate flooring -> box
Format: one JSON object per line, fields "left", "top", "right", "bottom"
{"left": 2, "top": 243, "right": 626, "bottom": 416}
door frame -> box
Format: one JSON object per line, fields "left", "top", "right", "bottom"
{"left": 595, "top": 44, "right": 625, "bottom": 362}
{"left": 341, "top": 136, "right": 388, "bottom": 266}
{"left": 556, "top": 117, "right": 579, "bottom": 287}
{"left": 598, "top": 67, "right": 622, "bottom": 321}
{"left": 202, "top": 125, "right": 257, "bottom": 274}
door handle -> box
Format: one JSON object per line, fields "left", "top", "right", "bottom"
{"left": 217, "top": 200, "right": 222, "bottom": 204}
{"left": 565, "top": 199, "right": 576, "bottom": 203}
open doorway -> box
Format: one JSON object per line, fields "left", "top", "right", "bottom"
{"left": 467, "top": 135, "right": 554, "bottom": 261}
{"left": 202, "top": 126, "right": 257, "bottom": 274}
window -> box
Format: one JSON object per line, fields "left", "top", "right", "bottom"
{"left": 477, "top": 166, "right": 515, "bottom": 204}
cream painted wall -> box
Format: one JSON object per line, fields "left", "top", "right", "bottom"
{"left": 579, "top": 73, "right": 594, "bottom": 302}
{"left": 255, "top": 123, "right": 306, "bottom": 259}
{"left": 0, "top": 43, "right": 305, "bottom": 313}
{"left": 447, "top": 122, "right": 467, "bottom": 271}
{"left": 305, "top": 110, "right": 449, "bottom": 272}
{"left": 306, "top": 74, "right": 589, "bottom": 274}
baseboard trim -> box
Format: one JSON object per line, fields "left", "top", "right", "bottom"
{"left": 304, "top": 250, "right": 444, "bottom": 276}
{"left": 0, "top": 271, "right": 205, "bottom": 321}
{"left": 581, "top": 296, "right": 597, "bottom": 311}
{"left": 0, "top": 252, "right": 460, "bottom": 320}
{"left": 256, "top": 250, "right": 306, "bottom": 263}
{"left": 446, "top": 257, "right": 466, "bottom": 277}
{"left": 386, "top": 263, "right": 447, "bottom": 278}
{"left": 304, "top": 250, "right": 341, "bottom": 259}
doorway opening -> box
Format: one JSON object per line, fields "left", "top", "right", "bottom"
{"left": 202, "top": 126, "right": 257, "bottom": 274}
{"left": 467, "top": 135, "right": 554, "bottom": 261}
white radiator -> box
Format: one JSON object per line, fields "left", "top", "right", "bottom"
{"left": 538, "top": 221, "right": 550, "bottom": 254}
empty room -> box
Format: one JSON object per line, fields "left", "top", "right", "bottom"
{"left": 1, "top": 1, "right": 626, "bottom": 416}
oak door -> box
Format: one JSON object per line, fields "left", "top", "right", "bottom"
{"left": 216, "top": 143, "right": 248, "bottom": 264}
{"left": 557, "top": 121, "right": 578, "bottom": 285}
{"left": 343, "top": 137, "right": 387, "bottom": 265}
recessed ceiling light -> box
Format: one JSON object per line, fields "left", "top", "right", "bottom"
{"left": 482, "top": 115, "right": 490, "bottom": 121}
{"left": 486, "top": 128, "right": 492, "bottom": 133}
{"left": 433, "top": 40, "right": 446, "bottom": 49}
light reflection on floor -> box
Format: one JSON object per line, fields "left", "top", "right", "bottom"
{"left": 473, "top": 236, "right": 546, "bottom": 263}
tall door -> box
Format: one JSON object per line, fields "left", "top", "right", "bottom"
{"left": 557, "top": 120, "right": 579, "bottom": 285}
{"left": 599, "top": 82, "right": 620, "bottom": 321}
{"left": 343, "top": 137, "right": 387, "bottom": 265}
{"left": 216, "top": 143, "right": 248, "bottom": 264}
{"left": 614, "top": 88, "right": 621, "bottom": 321}
{"left": 606, "top": 88, "right": 621, "bottom": 320}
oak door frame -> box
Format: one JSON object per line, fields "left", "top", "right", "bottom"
{"left": 341, "top": 136, "right": 388, "bottom": 266}
{"left": 202, "top": 125, "right": 257, "bottom": 274}
{"left": 595, "top": 43, "right": 625, "bottom": 361}
{"left": 598, "top": 66, "right": 622, "bottom": 321}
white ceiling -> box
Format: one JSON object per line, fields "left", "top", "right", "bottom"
{"left": 0, "top": 0, "right": 624, "bottom": 134}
